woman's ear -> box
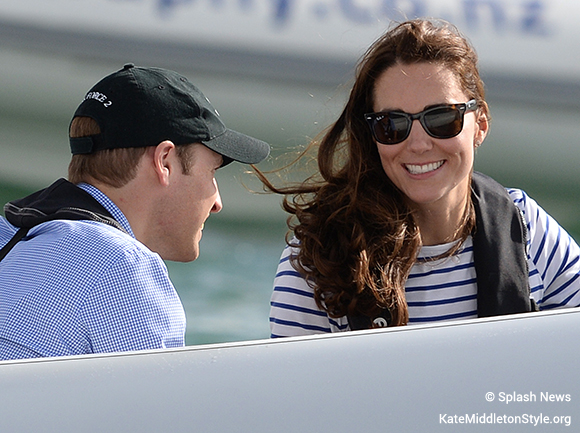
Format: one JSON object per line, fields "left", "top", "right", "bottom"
{"left": 151, "top": 140, "right": 176, "bottom": 186}
{"left": 474, "top": 110, "right": 489, "bottom": 148}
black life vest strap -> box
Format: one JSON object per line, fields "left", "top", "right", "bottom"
{"left": 471, "top": 172, "right": 536, "bottom": 316}
{"left": 0, "top": 227, "right": 30, "bottom": 262}
{"left": 347, "top": 172, "right": 536, "bottom": 330}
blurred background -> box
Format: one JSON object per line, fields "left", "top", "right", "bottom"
{"left": 1, "top": 0, "right": 579, "bottom": 345}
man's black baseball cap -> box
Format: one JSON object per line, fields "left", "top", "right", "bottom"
{"left": 69, "top": 64, "right": 270, "bottom": 165}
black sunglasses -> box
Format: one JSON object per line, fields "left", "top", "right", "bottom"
{"left": 364, "top": 99, "right": 477, "bottom": 145}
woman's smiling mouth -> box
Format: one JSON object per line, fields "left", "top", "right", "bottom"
{"left": 405, "top": 160, "right": 445, "bottom": 175}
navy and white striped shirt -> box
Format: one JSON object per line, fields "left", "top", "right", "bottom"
{"left": 0, "top": 183, "right": 186, "bottom": 360}
{"left": 270, "top": 188, "right": 580, "bottom": 337}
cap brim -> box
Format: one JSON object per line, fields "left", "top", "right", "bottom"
{"left": 202, "top": 129, "right": 270, "bottom": 165}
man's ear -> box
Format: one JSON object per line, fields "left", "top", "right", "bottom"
{"left": 151, "top": 140, "right": 176, "bottom": 186}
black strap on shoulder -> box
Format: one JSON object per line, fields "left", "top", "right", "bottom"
{"left": 471, "top": 172, "right": 537, "bottom": 316}
{"left": 0, "top": 227, "right": 30, "bottom": 261}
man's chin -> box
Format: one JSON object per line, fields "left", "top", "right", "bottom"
{"left": 182, "top": 247, "right": 200, "bottom": 263}
{"left": 163, "top": 245, "right": 200, "bottom": 263}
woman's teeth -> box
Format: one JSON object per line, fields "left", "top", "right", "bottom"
{"left": 406, "top": 161, "right": 444, "bottom": 175}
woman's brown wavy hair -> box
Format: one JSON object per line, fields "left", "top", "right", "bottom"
{"left": 258, "top": 19, "right": 488, "bottom": 326}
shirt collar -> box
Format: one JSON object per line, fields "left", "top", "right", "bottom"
{"left": 76, "top": 183, "right": 136, "bottom": 239}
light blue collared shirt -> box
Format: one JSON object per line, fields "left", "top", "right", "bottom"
{"left": 0, "top": 182, "right": 186, "bottom": 360}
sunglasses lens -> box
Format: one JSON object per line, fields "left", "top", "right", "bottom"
{"left": 373, "top": 113, "right": 410, "bottom": 144}
{"left": 367, "top": 102, "right": 472, "bottom": 145}
{"left": 423, "top": 107, "right": 462, "bottom": 138}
